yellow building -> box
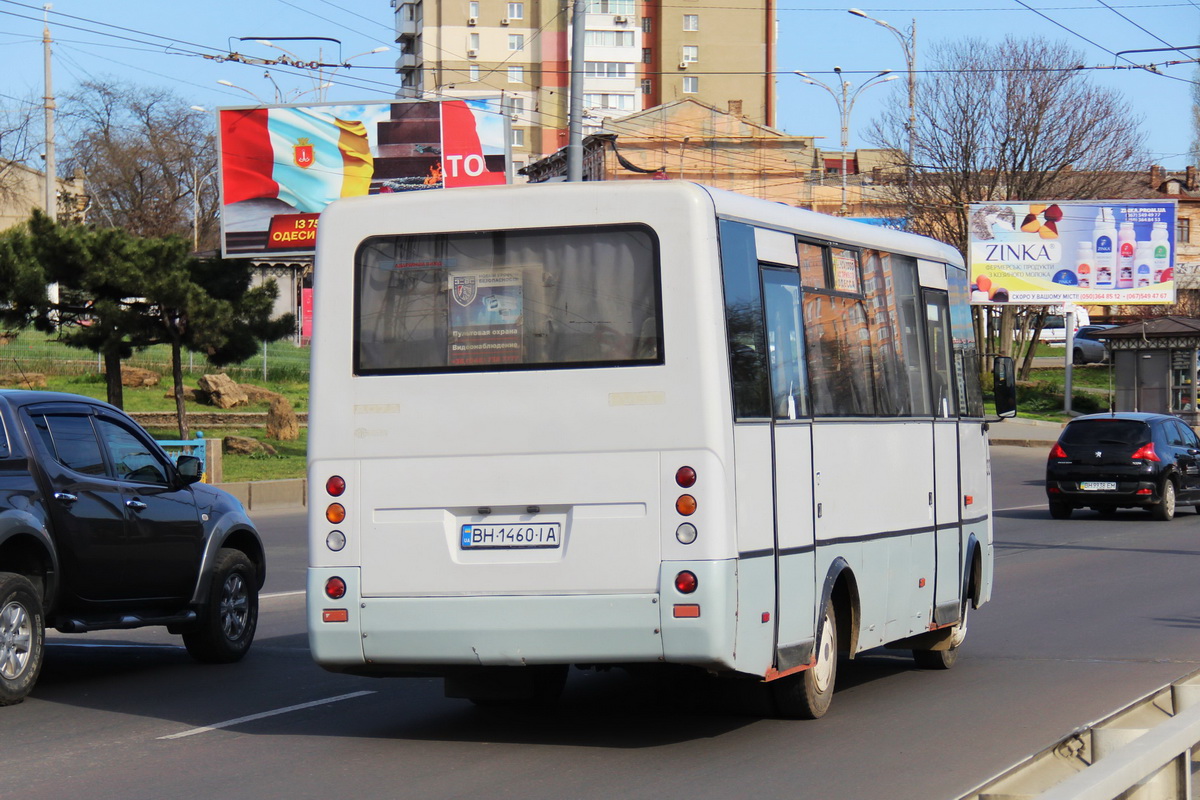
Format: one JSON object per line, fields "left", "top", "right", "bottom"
{"left": 0, "top": 161, "right": 88, "bottom": 231}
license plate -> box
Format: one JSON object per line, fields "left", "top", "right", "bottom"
{"left": 1080, "top": 481, "right": 1117, "bottom": 491}
{"left": 460, "top": 523, "right": 562, "bottom": 549}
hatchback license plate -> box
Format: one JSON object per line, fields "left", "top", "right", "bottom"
{"left": 1080, "top": 481, "right": 1117, "bottom": 491}
{"left": 460, "top": 523, "right": 562, "bottom": 549}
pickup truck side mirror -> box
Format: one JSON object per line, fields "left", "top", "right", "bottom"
{"left": 176, "top": 454, "right": 203, "bottom": 485}
{"left": 993, "top": 356, "right": 1018, "bottom": 419}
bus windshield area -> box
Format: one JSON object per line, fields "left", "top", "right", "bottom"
{"left": 354, "top": 225, "right": 661, "bottom": 374}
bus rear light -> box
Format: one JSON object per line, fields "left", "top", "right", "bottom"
{"left": 675, "top": 494, "right": 697, "bottom": 516}
{"left": 673, "top": 604, "right": 700, "bottom": 618}
{"left": 322, "top": 609, "right": 349, "bottom": 623}
{"left": 326, "top": 530, "right": 346, "bottom": 552}
{"left": 326, "top": 503, "right": 346, "bottom": 524}
{"left": 326, "top": 475, "right": 346, "bottom": 496}
{"left": 325, "top": 577, "right": 347, "bottom": 600}
{"left": 675, "top": 523, "right": 697, "bottom": 544}
{"left": 675, "top": 466, "right": 697, "bottom": 488}
{"left": 674, "top": 570, "right": 698, "bottom": 594}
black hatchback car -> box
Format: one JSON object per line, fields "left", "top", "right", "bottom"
{"left": 1046, "top": 412, "right": 1200, "bottom": 520}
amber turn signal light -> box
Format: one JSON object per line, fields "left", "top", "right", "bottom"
{"left": 675, "top": 495, "right": 697, "bottom": 516}
{"left": 326, "top": 503, "right": 346, "bottom": 524}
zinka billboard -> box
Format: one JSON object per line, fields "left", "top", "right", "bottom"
{"left": 967, "top": 200, "right": 1177, "bottom": 305}
{"left": 218, "top": 99, "right": 508, "bottom": 257}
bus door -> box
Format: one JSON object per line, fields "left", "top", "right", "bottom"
{"left": 761, "top": 267, "right": 816, "bottom": 671}
{"left": 924, "top": 286, "right": 964, "bottom": 622}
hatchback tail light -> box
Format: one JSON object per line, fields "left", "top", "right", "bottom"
{"left": 1049, "top": 443, "right": 1067, "bottom": 459}
{"left": 1131, "top": 442, "right": 1160, "bottom": 462}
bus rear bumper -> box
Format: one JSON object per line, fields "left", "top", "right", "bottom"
{"left": 307, "top": 562, "right": 738, "bottom": 673}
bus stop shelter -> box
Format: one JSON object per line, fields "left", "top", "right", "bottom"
{"left": 1095, "top": 315, "right": 1200, "bottom": 425}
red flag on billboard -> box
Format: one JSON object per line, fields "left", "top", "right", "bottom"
{"left": 439, "top": 100, "right": 505, "bottom": 188}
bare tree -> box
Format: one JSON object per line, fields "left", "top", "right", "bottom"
{"left": 869, "top": 36, "right": 1149, "bottom": 367}
{"left": 60, "top": 80, "right": 219, "bottom": 248}
{"left": 0, "top": 93, "right": 42, "bottom": 207}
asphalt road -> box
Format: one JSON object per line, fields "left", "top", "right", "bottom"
{"left": 5, "top": 447, "right": 1200, "bottom": 800}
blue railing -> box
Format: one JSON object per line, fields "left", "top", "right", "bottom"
{"left": 156, "top": 431, "right": 209, "bottom": 482}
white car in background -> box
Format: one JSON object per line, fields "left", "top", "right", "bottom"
{"left": 1038, "top": 309, "right": 1092, "bottom": 345}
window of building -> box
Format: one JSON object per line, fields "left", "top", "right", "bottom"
{"left": 469, "top": 64, "right": 480, "bottom": 81}
{"left": 469, "top": 1, "right": 479, "bottom": 17}
{"left": 469, "top": 32, "right": 480, "bottom": 51}
{"left": 592, "top": 0, "right": 634, "bottom": 12}
{"left": 583, "top": 93, "right": 635, "bottom": 111}
{"left": 512, "top": 128, "right": 525, "bottom": 147}
{"left": 642, "top": 16, "right": 652, "bottom": 32}
{"left": 1179, "top": 218, "right": 1191, "bottom": 244}
{"left": 682, "top": 76, "right": 698, "bottom": 94}
{"left": 641, "top": 78, "right": 652, "bottom": 95}
{"left": 584, "top": 30, "right": 634, "bottom": 46}
{"left": 508, "top": 65, "right": 524, "bottom": 82}
{"left": 683, "top": 14, "right": 699, "bottom": 31}
{"left": 507, "top": 2, "right": 523, "bottom": 19}
{"left": 585, "top": 61, "right": 632, "bottom": 78}
{"left": 682, "top": 45, "right": 698, "bottom": 63}
{"left": 508, "top": 33, "right": 524, "bottom": 50}
{"left": 642, "top": 47, "right": 652, "bottom": 64}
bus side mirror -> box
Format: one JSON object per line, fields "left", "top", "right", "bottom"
{"left": 993, "top": 356, "right": 1017, "bottom": 419}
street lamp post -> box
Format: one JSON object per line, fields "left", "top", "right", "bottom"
{"left": 795, "top": 68, "right": 898, "bottom": 216}
{"left": 848, "top": 9, "right": 916, "bottom": 197}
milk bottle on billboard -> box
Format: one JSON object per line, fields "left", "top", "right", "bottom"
{"left": 1093, "top": 207, "right": 1116, "bottom": 288}
{"left": 1116, "top": 220, "right": 1136, "bottom": 288}
{"left": 1134, "top": 242, "right": 1153, "bottom": 287}
{"left": 1075, "top": 241, "right": 1093, "bottom": 289}
{"left": 1152, "top": 221, "right": 1170, "bottom": 282}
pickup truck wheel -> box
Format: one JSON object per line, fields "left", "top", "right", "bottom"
{"left": 0, "top": 572, "right": 44, "bottom": 706}
{"left": 183, "top": 549, "right": 258, "bottom": 664}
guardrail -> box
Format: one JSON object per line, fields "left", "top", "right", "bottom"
{"left": 960, "top": 669, "right": 1200, "bottom": 799}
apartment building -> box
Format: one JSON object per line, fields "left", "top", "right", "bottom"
{"left": 391, "top": 0, "right": 774, "bottom": 172}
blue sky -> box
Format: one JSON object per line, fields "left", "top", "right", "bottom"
{"left": 0, "top": 0, "right": 1195, "bottom": 169}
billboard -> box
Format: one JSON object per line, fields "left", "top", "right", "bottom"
{"left": 967, "top": 200, "right": 1177, "bottom": 305}
{"left": 218, "top": 99, "right": 508, "bottom": 257}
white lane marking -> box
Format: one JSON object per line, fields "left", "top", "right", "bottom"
{"left": 261, "top": 590, "right": 305, "bottom": 600}
{"left": 996, "top": 503, "right": 1047, "bottom": 512}
{"left": 158, "top": 691, "right": 377, "bottom": 740}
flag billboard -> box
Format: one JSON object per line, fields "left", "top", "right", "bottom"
{"left": 967, "top": 200, "right": 1177, "bottom": 305}
{"left": 218, "top": 98, "right": 508, "bottom": 257}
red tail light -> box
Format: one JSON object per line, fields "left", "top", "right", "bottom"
{"left": 326, "top": 475, "right": 346, "bottom": 496}
{"left": 674, "top": 571, "right": 698, "bottom": 594}
{"left": 1049, "top": 443, "right": 1068, "bottom": 459}
{"left": 325, "top": 577, "right": 347, "bottom": 600}
{"left": 1131, "top": 443, "right": 1160, "bottom": 462}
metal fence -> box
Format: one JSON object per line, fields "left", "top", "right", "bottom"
{"left": 0, "top": 330, "right": 310, "bottom": 382}
{"left": 960, "top": 669, "right": 1200, "bottom": 799}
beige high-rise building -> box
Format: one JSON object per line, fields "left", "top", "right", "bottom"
{"left": 391, "top": 0, "right": 774, "bottom": 171}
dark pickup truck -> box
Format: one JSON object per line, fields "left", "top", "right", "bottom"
{"left": 0, "top": 390, "right": 265, "bottom": 705}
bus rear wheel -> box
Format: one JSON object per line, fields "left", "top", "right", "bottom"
{"left": 771, "top": 598, "right": 837, "bottom": 719}
{"left": 913, "top": 601, "right": 968, "bottom": 670}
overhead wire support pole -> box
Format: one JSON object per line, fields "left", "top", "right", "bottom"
{"left": 567, "top": 0, "right": 586, "bottom": 182}
{"left": 42, "top": 3, "right": 55, "bottom": 224}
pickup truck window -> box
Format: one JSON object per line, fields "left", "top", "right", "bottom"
{"left": 30, "top": 413, "right": 107, "bottom": 476}
{"left": 0, "top": 415, "right": 8, "bottom": 457}
{"left": 95, "top": 417, "right": 169, "bottom": 485}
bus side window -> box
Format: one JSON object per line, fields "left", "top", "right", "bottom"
{"left": 762, "top": 268, "right": 807, "bottom": 420}
{"left": 719, "top": 221, "right": 770, "bottom": 419}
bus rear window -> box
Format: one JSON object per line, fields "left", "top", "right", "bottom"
{"left": 354, "top": 225, "right": 661, "bottom": 374}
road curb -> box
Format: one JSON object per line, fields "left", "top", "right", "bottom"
{"left": 215, "top": 478, "right": 307, "bottom": 510}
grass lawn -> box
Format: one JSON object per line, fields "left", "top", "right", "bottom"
{"left": 143, "top": 426, "right": 308, "bottom": 483}
{"left": 43, "top": 373, "right": 309, "bottom": 414}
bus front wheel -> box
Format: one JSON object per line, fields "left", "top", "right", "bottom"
{"left": 772, "top": 598, "right": 837, "bottom": 719}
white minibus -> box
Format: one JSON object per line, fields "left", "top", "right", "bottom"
{"left": 307, "top": 181, "right": 1015, "bottom": 718}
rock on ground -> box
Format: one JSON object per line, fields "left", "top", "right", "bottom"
{"left": 266, "top": 396, "right": 300, "bottom": 441}
{"left": 197, "top": 373, "right": 249, "bottom": 409}
{"left": 222, "top": 435, "right": 277, "bottom": 456}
